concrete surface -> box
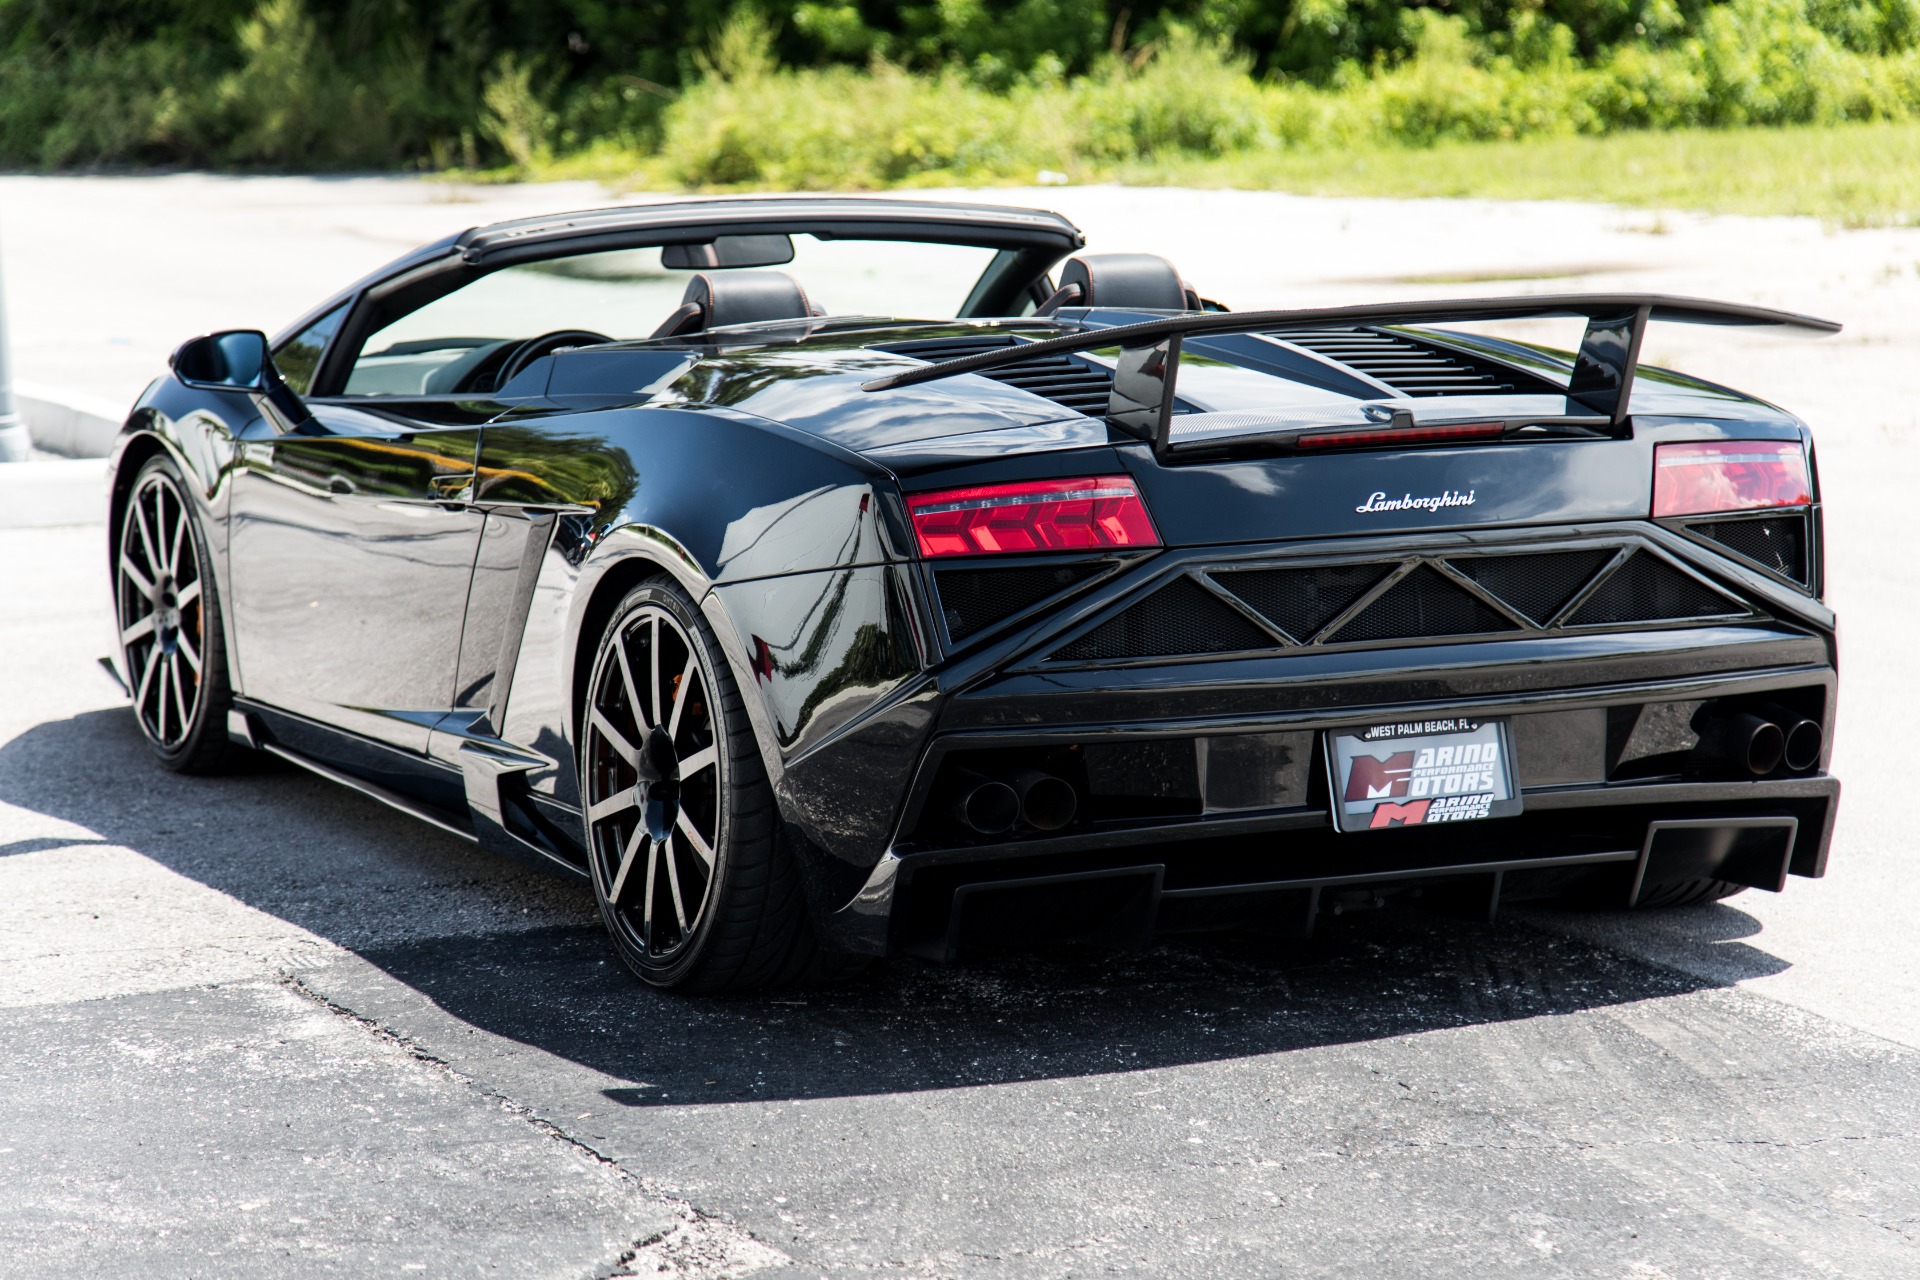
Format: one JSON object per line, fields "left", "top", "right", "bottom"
{"left": 2, "top": 174, "right": 1919, "bottom": 1277}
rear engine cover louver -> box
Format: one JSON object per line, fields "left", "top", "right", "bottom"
{"left": 1046, "top": 546, "right": 1749, "bottom": 663}
{"left": 880, "top": 335, "right": 1114, "bottom": 416}
{"left": 1276, "top": 327, "right": 1553, "bottom": 397}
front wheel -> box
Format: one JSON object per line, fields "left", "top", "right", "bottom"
{"left": 114, "top": 454, "right": 241, "bottom": 774}
{"left": 578, "top": 581, "right": 853, "bottom": 992}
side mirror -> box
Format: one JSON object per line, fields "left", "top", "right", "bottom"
{"left": 172, "top": 330, "right": 271, "bottom": 389}
{"left": 171, "top": 330, "right": 311, "bottom": 427}
{"left": 661, "top": 234, "right": 795, "bottom": 270}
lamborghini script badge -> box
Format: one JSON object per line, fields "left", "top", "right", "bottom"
{"left": 1355, "top": 489, "right": 1477, "bottom": 514}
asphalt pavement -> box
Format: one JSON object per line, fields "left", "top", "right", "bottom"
{"left": 4, "top": 177, "right": 1920, "bottom": 1277}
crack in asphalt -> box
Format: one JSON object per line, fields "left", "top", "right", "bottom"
{"left": 277, "top": 970, "right": 795, "bottom": 1279}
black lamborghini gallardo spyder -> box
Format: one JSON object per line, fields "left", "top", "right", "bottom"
{"left": 107, "top": 196, "right": 1840, "bottom": 990}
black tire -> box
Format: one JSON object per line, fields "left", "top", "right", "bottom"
{"left": 1629, "top": 878, "right": 1748, "bottom": 909}
{"left": 578, "top": 580, "right": 861, "bottom": 993}
{"left": 114, "top": 454, "right": 242, "bottom": 775}
{"left": 1559, "top": 875, "right": 1748, "bottom": 911}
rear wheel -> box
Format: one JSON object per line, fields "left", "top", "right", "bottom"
{"left": 114, "top": 454, "right": 240, "bottom": 774}
{"left": 1629, "top": 878, "right": 1748, "bottom": 909}
{"left": 579, "top": 581, "right": 856, "bottom": 992}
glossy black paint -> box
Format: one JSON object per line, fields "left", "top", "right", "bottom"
{"left": 106, "top": 197, "right": 1842, "bottom": 961}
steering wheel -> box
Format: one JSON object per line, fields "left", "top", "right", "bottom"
{"left": 492, "top": 329, "right": 616, "bottom": 391}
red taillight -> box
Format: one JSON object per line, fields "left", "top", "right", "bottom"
{"left": 907, "top": 475, "right": 1160, "bottom": 557}
{"left": 1653, "top": 441, "right": 1811, "bottom": 518}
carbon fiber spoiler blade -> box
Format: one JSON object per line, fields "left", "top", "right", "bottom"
{"left": 859, "top": 293, "right": 1840, "bottom": 453}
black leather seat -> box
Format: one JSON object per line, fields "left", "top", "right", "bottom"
{"left": 1042, "top": 253, "right": 1196, "bottom": 313}
{"left": 652, "top": 270, "right": 820, "bottom": 338}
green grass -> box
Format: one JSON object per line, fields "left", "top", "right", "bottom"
{"left": 1114, "top": 121, "right": 1920, "bottom": 226}
{"left": 505, "top": 120, "right": 1920, "bottom": 229}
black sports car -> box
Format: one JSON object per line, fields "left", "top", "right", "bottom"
{"left": 108, "top": 196, "right": 1842, "bottom": 991}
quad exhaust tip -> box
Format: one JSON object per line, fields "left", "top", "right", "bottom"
{"left": 951, "top": 767, "right": 1080, "bottom": 835}
{"left": 951, "top": 771, "right": 1019, "bottom": 836}
{"left": 1009, "top": 769, "right": 1078, "bottom": 832}
{"left": 1698, "top": 706, "right": 1825, "bottom": 777}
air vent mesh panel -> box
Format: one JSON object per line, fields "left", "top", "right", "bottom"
{"left": 881, "top": 335, "right": 1114, "bottom": 416}
{"left": 1447, "top": 550, "right": 1612, "bottom": 625}
{"left": 1055, "top": 576, "right": 1270, "bottom": 661}
{"left": 1689, "top": 515, "right": 1808, "bottom": 583}
{"left": 935, "top": 562, "right": 1106, "bottom": 641}
{"left": 1276, "top": 327, "right": 1543, "bottom": 397}
{"left": 1565, "top": 552, "right": 1740, "bottom": 626}
{"left": 1329, "top": 565, "right": 1519, "bottom": 643}
{"left": 1211, "top": 564, "right": 1387, "bottom": 641}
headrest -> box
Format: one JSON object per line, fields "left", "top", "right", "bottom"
{"left": 1056, "top": 253, "right": 1189, "bottom": 311}
{"left": 654, "top": 270, "right": 816, "bottom": 338}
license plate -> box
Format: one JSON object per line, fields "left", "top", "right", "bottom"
{"left": 1326, "top": 716, "right": 1521, "bottom": 832}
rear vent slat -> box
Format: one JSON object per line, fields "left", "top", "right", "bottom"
{"left": 880, "top": 335, "right": 1114, "bottom": 416}
{"left": 1276, "top": 326, "right": 1550, "bottom": 398}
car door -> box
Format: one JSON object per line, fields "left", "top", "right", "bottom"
{"left": 227, "top": 403, "right": 486, "bottom": 756}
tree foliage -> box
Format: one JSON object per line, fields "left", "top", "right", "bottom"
{"left": 6, "top": 0, "right": 1920, "bottom": 168}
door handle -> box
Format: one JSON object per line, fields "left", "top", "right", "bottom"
{"left": 430, "top": 472, "right": 476, "bottom": 505}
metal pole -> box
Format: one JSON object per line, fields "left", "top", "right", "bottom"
{"left": 0, "top": 232, "right": 27, "bottom": 462}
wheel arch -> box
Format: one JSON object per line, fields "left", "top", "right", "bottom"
{"left": 564, "top": 541, "right": 789, "bottom": 801}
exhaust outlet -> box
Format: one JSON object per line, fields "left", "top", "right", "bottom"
{"left": 951, "top": 770, "right": 1019, "bottom": 836}
{"left": 1009, "top": 769, "right": 1078, "bottom": 832}
{"left": 1698, "top": 711, "right": 1785, "bottom": 776}
{"left": 1753, "top": 702, "right": 1824, "bottom": 773}
{"left": 1781, "top": 719, "right": 1822, "bottom": 772}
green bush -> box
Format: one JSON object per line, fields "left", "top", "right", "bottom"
{"left": 13, "top": 0, "right": 1920, "bottom": 173}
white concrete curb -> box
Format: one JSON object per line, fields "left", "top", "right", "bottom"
{"left": 0, "top": 455, "right": 107, "bottom": 527}
{"left": 13, "top": 380, "right": 126, "bottom": 458}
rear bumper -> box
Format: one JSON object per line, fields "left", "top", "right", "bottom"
{"left": 841, "top": 776, "right": 1836, "bottom": 958}
{"left": 823, "top": 651, "right": 1839, "bottom": 956}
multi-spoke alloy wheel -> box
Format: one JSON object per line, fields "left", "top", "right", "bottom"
{"left": 584, "top": 595, "right": 725, "bottom": 970}
{"left": 115, "top": 457, "right": 235, "bottom": 772}
{"left": 582, "top": 581, "right": 863, "bottom": 992}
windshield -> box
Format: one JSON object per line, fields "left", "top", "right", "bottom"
{"left": 344, "top": 237, "right": 1007, "bottom": 397}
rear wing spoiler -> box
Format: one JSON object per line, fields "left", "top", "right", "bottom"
{"left": 860, "top": 293, "right": 1840, "bottom": 456}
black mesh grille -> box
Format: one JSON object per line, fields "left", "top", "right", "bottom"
{"left": 1212, "top": 563, "right": 1388, "bottom": 641}
{"left": 1329, "top": 565, "right": 1519, "bottom": 643}
{"left": 1055, "top": 576, "right": 1271, "bottom": 660}
{"left": 1447, "top": 550, "right": 1613, "bottom": 626}
{"left": 1276, "top": 327, "right": 1547, "bottom": 397}
{"left": 1565, "top": 552, "right": 1741, "bottom": 626}
{"left": 881, "top": 335, "right": 1115, "bottom": 416}
{"left": 1689, "top": 515, "right": 1808, "bottom": 583}
{"left": 935, "top": 561, "right": 1105, "bottom": 640}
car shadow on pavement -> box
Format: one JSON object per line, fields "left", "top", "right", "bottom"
{"left": 5, "top": 707, "right": 1791, "bottom": 1103}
